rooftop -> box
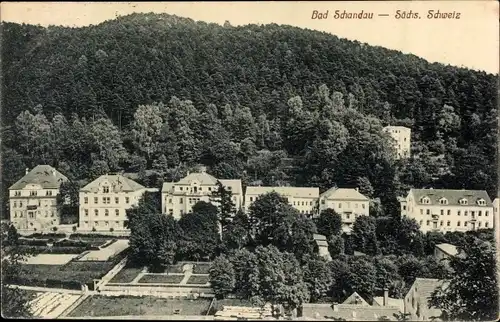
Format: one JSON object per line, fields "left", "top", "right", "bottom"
{"left": 409, "top": 189, "right": 493, "bottom": 207}
{"left": 245, "top": 186, "right": 319, "bottom": 198}
{"left": 9, "top": 165, "right": 68, "bottom": 190}
{"left": 320, "top": 187, "right": 369, "bottom": 201}
{"left": 161, "top": 173, "right": 242, "bottom": 195}
{"left": 80, "top": 174, "right": 145, "bottom": 193}
{"left": 409, "top": 278, "right": 450, "bottom": 303}
{"left": 435, "top": 243, "right": 459, "bottom": 257}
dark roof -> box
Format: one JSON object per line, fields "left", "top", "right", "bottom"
{"left": 80, "top": 174, "right": 145, "bottom": 192}
{"left": 9, "top": 165, "right": 68, "bottom": 190}
{"left": 410, "top": 189, "right": 492, "bottom": 206}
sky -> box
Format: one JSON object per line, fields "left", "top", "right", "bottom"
{"left": 1, "top": 1, "right": 499, "bottom": 74}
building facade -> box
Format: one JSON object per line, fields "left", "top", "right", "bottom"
{"left": 9, "top": 165, "right": 68, "bottom": 231}
{"left": 404, "top": 278, "right": 448, "bottom": 321}
{"left": 383, "top": 126, "right": 411, "bottom": 159}
{"left": 244, "top": 186, "right": 319, "bottom": 215}
{"left": 399, "top": 189, "right": 494, "bottom": 233}
{"left": 318, "top": 187, "right": 370, "bottom": 233}
{"left": 79, "top": 174, "right": 155, "bottom": 231}
{"left": 161, "top": 171, "right": 243, "bottom": 220}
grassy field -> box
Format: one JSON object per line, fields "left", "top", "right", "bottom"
{"left": 192, "top": 263, "right": 211, "bottom": 274}
{"left": 138, "top": 274, "right": 184, "bottom": 284}
{"left": 109, "top": 266, "right": 143, "bottom": 283}
{"left": 68, "top": 296, "right": 212, "bottom": 317}
{"left": 186, "top": 275, "right": 210, "bottom": 285}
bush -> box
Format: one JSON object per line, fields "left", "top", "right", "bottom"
{"left": 54, "top": 239, "right": 91, "bottom": 248}
{"left": 27, "top": 233, "right": 66, "bottom": 239}
{"left": 17, "top": 245, "right": 48, "bottom": 255}
{"left": 70, "top": 233, "right": 129, "bottom": 239}
{"left": 52, "top": 227, "right": 58, "bottom": 232}
{"left": 18, "top": 238, "right": 48, "bottom": 246}
{"left": 110, "top": 228, "right": 114, "bottom": 232}
{"left": 45, "top": 278, "right": 82, "bottom": 290}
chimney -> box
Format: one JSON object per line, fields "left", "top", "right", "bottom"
{"left": 51, "top": 169, "right": 56, "bottom": 177}
{"left": 331, "top": 303, "right": 339, "bottom": 312}
{"left": 383, "top": 288, "right": 389, "bottom": 306}
{"left": 355, "top": 187, "right": 359, "bottom": 192}
{"left": 187, "top": 171, "right": 190, "bottom": 176}
{"left": 25, "top": 168, "right": 29, "bottom": 175}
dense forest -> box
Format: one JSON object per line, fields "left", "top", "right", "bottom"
{"left": 1, "top": 13, "right": 498, "bottom": 218}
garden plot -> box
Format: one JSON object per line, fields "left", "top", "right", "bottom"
{"left": 22, "top": 254, "right": 79, "bottom": 265}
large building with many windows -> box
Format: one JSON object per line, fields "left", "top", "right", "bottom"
{"left": 383, "top": 125, "right": 411, "bottom": 159}
{"left": 318, "top": 187, "right": 370, "bottom": 233}
{"left": 9, "top": 165, "right": 68, "bottom": 231}
{"left": 244, "top": 186, "right": 319, "bottom": 216}
{"left": 79, "top": 174, "right": 155, "bottom": 231}
{"left": 161, "top": 171, "right": 243, "bottom": 220}
{"left": 399, "top": 188, "right": 494, "bottom": 233}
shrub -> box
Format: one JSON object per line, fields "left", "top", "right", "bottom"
{"left": 72, "top": 226, "right": 77, "bottom": 232}
{"left": 18, "top": 238, "right": 48, "bottom": 246}
{"left": 45, "top": 246, "right": 89, "bottom": 254}
{"left": 53, "top": 239, "right": 91, "bottom": 248}
{"left": 92, "top": 227, "right": 96, "bottom": 232}
{"left": 28, "top": 233, "right": 66, "bottom": 239}
{"left": 110, "top": 228, "right": 114, "bottom": 232}
{"left": 52, "top": 227, "right": 58, "bottom": 232}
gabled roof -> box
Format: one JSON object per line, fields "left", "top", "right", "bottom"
{"left": 342, "top": 292, "right": 370, "bottom": 306}
{"left": 245, "top": 186, "right": 319, "bottom": 198}
{"left": 219, "top": 179, "right": 243, "bottom": 195}
{"left": 383, "top": 125, "right": 411, "bottom": 131}
{"left": 435, "top": 243, "right": 459, "bottom": 257}
{"left": 409, "top": 189, "right": 492, "bottom": 207}
{"left": 320, "top": 187, "right": 369, "bottom": 201}
{"left": 177, "top": 172, "right": 218, "bottom": 185}
{"left": 9, "top": 165, "right": 68, "bottom": 190}
{"left": 80, "top": 174, "right": 145, "bottom": 193}
{"left": 313, "top": 234, "right": 327, "bottom": 241}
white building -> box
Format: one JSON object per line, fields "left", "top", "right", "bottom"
{"left": 9, "top": 165, "right": 68, "bottom": 231}
{"left": 79, "top": 174, "right": 155, "bottom": 231}
{"left": 244, "top": 186, "right": 319, "bottom": 216}
{"left": 383, "top": 126, "right": 411, "bottom": 159}
{"left": 404, "top": 278, "right": 449, "bottom": 321}
{"left": 318, "top": 187, "right": 370, "bottom": 233}
{"left": 161, "top": 171, "right": 243, "bottom": 220}
{"left": 399, "top": 188, "right": 494, "bottom": 233}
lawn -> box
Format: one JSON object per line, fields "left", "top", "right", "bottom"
{"left": 68, "top": 295, "right": 212, "bottom": 317}
{"left": 137, "top": 274, "right": 184, "bottom": 284}
{"left": 192, "top": 262, "right": 211, "bottom": 274}
{"left": 186, "top": 275, "right": 210, "bottom": 285}
{"left": 109, "top": 266, "right": 143, "bottom": 283}
{"left": 163, "top": 263, "right": 185, "bottom": 273}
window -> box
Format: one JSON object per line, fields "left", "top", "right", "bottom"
{"left": 339, "top": 203, "right": 342, "bottom": 208}
{"left": 180, "top": 187, "right": 183, "bottom": 191}
{"left": 13, "top": 201, "right": 17, "bottom": 208}
{"left": 168, "top": 199, "right": 172, "bottom": 204}
{"left": 293, "top": 201, "right": 296, "bottom": 206}
{"left": 125, "top": 197, "right": 129, "bottom": 204}
{"left": 250, "top": 197, "right": 254, "bottom": 202}
{"left": 310, "top": 201, "right": 312, "bottom": 206}
{"left": 457, "top": 221, "right": 461, "bottom": 227}
{"left": 477, "top": 199, "right": 486, "bottom": 206}
{"left": 478, "top": 222, "right": 481, "bottom": 228}
{"left": 19, "top": 202, "right": 23, "bottom": 207}
{"left": 115, "top": 209, "right": 119, "bottom": 216}
{"left": 486, "top": 211, "right": 489, "bottom": 216}
{"left": 439, "top": 198, "right": 448, "bottom": 205}
{"left": 478, "top": 211, "right": 482, "bottom": 216}
{"left": 485, "top": 222, "right": 489, "bottom": 228}
{"left": 447, "top": 210, "right": 451, "bottom": 215}
{"left": 208, "top": 187, "right": 212, "bottom": 191}
{"left": 84, "top": 197, "right": 88, "bottom": 204}
{"left": 426, "top": 220, "right": 430, "bottom": 226}
{"left": 115, "top": 197, "right": 119, "bottom": 204}
{"left": 426, "top": 209, "right": 430, "bottom": 215}
{"left": 94, "top": 209, "right": 99, "bottom": 216}
{"left": 457, "top": 210, "right": 461, "bottom": 216}
{"left": 346, "top": 214, "right": 350, "bottom": 219}
{"left": 419, "top": 220, "right": 423, "bottom": 226}
{"left": 105, "top": 209, "right": 109, "bottom": 216}
{"left": 103, "top": 186, "right": 109, "bottom": 193}
{"left": 464, "top": 211, "right": 468, "bottom": 216}
{"left": 421, "top": 197, "right": 430, "bottom": 204}
{"left": 95, "top": 221, "right": 99, "bottom": 227}
{"left": 464, "top": 221, "right": 468, "bottom": 227}
{"left": 447, "top": 221, "right": 451, "bottom": 226}
{"left": 321, "top": 199, "right": 325, "bottom": 205}
{"left": 94, "top": 197, "right": 98, "bottom": 204}
{"left": 440, "top": 221, "right": 443, "bottom": 226}
{"left": 440, "top": 210, "right": 444, "bottom": 216}
{"left": 471, "top": 211, "right": 475, "bottom": 217}
{"left": 420, "top": 209, "right": 424, "bottom": 215}
{"left": 180, "top": 198, "right": 183, "bottom": 204}
{"left": 459, "top": 198, "right": 468, "bottom": 205}
{"left": 15, "top": 191, "right": 21, "bottom": 196}
{"left": 362, "top": 204, "right": 365, "bottom": 209}
{"left": 403, "top": 205, "right": 407, "bottom": 210}
{"left": 30, "top": 191, "right": 37, "bottom": 196}
{"left": 84, "top": 209, "right": 89, "bottom": 216}
{"left": 46, "top": 191, "right": 52, "bottom": 196}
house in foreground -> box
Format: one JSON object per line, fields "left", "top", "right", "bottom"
{"left": 78, "top": 174, "right": 156, "bottom": 231}
{"left": 404, "top": 278, "right": 449, "bottom": 321}
{"left": 302, "top": 290, "right": 403, "bottom": 321}
{"left": 9, "top": 165, "right": 68, "bottom": 231}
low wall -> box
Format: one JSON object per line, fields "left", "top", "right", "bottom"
{"left": 102, "top": 284, "right": 213, "bottom": 294}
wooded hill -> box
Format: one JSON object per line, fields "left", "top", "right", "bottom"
{"left": 1, "top": 13, "right": 497, "bottom": 218}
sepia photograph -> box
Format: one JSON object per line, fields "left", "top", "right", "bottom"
{"left": 0, "top": 1, "right": 498, "bottom": 320}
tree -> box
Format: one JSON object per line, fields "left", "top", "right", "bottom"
{"left": 1, "top": 223, "right": 35, "bottom": 318}
{"left": 302, "top": 257, "right": 333, "bottom": 302}
{"left": 316, "top": 209, "right": 342, "bottom": 238}
{"left": 222, "top": 210, "right": 250, "bottom": 251}
{"left": 351, "top": 216, "right": 379, "bottom": 255}
{"left": 209, "top": 255, "right": 236, "bottom": 299}
{"left": 327, "top": 234, "right": 345, "bottom": 257}
{"left": 56, "top": 180, "right": 80, "bottom": 224}
{"left": 429, "top": 238, "right": 498, "bottom": 321}
{"left": 210, "top": 180, "right": 237, "bottom": 234}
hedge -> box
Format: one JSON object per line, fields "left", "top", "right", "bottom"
{"left": 10, "top": 276, "right": 82, "bottom": 290}
{"left": 53, "top": 239, "right": 92, "bottom": 248}
{"left": 70, "top": 233, "right": 129, "bottom": 239}
{"left": 27, "top": 233, "right": 66, "bottom": 239}
{"left": 44, "top": 246, "right": 93, "bottom": 254}
{"left": 18, "top": 239, "right": 49, "bottom": 246}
